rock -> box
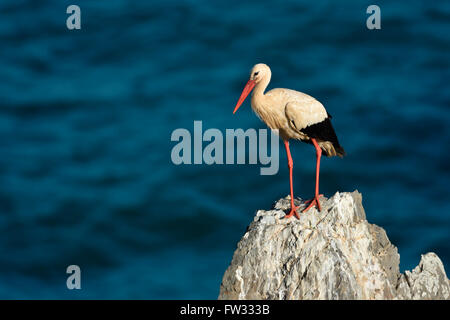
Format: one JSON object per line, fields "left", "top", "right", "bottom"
{"left": 218, "top": 191, "right": 450, "bottom": 300}
{"left": 396, "top": 253, "right": 450, "bottom": 299}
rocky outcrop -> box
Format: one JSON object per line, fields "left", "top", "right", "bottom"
{"left": 219, "top": 191, "right": 450, "bottom": 300}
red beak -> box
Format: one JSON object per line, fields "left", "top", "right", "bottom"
{"left": 233, "top": 80, "right": 256, "bottom": 114}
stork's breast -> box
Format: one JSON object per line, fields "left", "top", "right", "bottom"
{"left": 252, "top": 103, "right": 287, "bottom": 131}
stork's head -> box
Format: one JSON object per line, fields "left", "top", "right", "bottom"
{"left": 249, "top": 63, "right": 271, "bottom": 83}
{"left": 233, "top": 63, "right": 271, "bottom": 114}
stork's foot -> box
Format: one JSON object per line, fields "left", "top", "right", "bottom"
{"left": 302, "top": 194, "right": 323, "bottom": 212}
{"left": 284, "top": 205, "right": 300, "bottom": 219}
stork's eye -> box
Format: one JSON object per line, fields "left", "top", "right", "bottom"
{"left": 254, "top": 71, "right": 259, "bottom": 76}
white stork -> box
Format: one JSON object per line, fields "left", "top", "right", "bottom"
{"left": 233, "top": 63, "right": 345, "bottom": 218}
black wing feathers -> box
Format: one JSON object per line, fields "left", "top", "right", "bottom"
{"left": 300, "top": 117, "right": 346, "bottom": 157}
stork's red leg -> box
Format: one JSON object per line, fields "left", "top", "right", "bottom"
{"left": 283, "top": 140, "right": 300, "bottom": 219}
{"left": 302, "top": 138, "right": 323, "bottom": 212}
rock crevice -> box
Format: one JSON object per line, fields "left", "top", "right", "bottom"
{"left": 219, "top": 191, "right": 449, "bottom": 300}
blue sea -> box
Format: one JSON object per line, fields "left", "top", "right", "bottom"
{"left": 0, "top": 0, "right": 449, "bottom": 299}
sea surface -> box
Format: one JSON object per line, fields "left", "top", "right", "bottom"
{"left": 0, "top": 0, "right": 449, "bottom": 299}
